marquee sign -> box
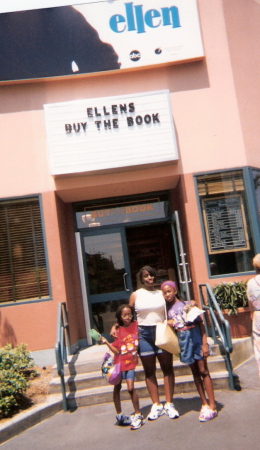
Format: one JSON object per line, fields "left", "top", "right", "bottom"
{"left": 44, "top": 90, "right": 178, "bottom": 175}
{"left": 0, "top": 0, "right": 204, "bottom": 82}
{"left": 76, "top": 201, "right": 168, "bottom": 228}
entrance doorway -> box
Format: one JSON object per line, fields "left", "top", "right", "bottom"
{"left": 81, "top": 222, "right": 181, "bottom": 338}
{"left": 126, "top": 223, "right": 177, "bottom": 291}
{"left": 74, "top": 193, "right": 192, "bottom": 341}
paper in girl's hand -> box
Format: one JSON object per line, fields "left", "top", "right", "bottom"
{"left": 183, "top": 306, "right": 205, "bottom": 323}
{"left": 89, "top": 328, "right": 102, "bottom": 342}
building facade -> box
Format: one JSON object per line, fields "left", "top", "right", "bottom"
{"left": 0, "top": 0, "right": 260, "bottom": 364}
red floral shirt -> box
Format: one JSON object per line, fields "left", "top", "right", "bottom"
{"left": 113, "top": 321, "right": 138, "bottom": 371}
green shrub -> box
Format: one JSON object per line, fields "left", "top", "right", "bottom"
{"left": 212, "top": 281, "right": 248, "bottom": 315}
{"left": 0, "top": 344, "right": 36, "bottom": 418}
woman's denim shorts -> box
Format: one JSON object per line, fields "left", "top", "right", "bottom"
{"left": 138, "top": 325, "right": 164, "bottom": 357}
{"left": 177, "top": 326, "right": 203, "bottom": 365}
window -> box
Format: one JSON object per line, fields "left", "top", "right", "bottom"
{"left": 0, "top": 196, "right": 49, "bottom": 303}
{"left": 195, "top": 170, "right": 255, "bottom": 276}
{"left": 252, "top": 168, "right": 260, "bottom": 224}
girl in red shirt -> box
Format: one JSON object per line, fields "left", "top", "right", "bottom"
{"left": 101, "top": 304, "right": 144, "bottom": 430}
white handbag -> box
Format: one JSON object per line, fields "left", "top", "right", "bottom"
{"left": 155, "top": 320, "right": 180, "bottom": 355}
{"left": 155, "top": 302, "right": 180, "bottom": 355}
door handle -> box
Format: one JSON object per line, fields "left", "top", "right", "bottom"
{"left": 123, "top": 273, "right": 130, "bottom": 291}
{"left": 177, "top": 262, "right": 192, "bottom": 284}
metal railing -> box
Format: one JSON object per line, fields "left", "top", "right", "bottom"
{"left": 199, "top": 284, "right": 235, "bottom": 390}
{"left": 55, "top": 302, "right": 71, "bottom": 411}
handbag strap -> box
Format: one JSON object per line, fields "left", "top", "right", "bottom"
{"left": 115, "top": 326, "right": 121, "bottom": 363}
{"left": 163, "top": 301, "right": 167, "bottom": 321}
{"left": 108, "top": 326, "right": 121, "bottom": 361}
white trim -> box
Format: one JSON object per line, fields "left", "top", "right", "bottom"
{"left": 75, "top": 232, "right": 92, "bottom": 345}
{"left": 0, "top": 0, "right": 106, "bottom": 13}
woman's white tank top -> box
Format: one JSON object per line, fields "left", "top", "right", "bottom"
{"left": 135, "top": 288, "right": 165, "bottom": 325}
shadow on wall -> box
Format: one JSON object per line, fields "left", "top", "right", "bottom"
{"left": 166, "top": 59, "right": 209, "bottom": 93}
{"left": 0, "top": 59, "right": 210, "bottom": 115}
{"left": 0, "top": 312, "right": 17, "bottom": 347}
{"left": 55, "top": 194, "right": 86, "bottom": 343}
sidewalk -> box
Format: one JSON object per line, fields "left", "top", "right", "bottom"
{"left": 1, "top": 356, "right": 259, "bottom": 450}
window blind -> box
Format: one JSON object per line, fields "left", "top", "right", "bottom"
{"left": 0, "top": 197, "right": 49, "bottom": 303}
{"left": 197, "top": 171, "right": 244, "bottom": 196}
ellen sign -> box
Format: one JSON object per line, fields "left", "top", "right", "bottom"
{"left": 44, "top": 90, "right": 178, "bottom": 175}
{"left": 0, "top": 0, "right": 204, "bottom": 82}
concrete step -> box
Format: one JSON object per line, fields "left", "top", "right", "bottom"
{"left": 50, "top": 337, "right": 253, "bottom": 408}
{"left": 65, "top": 371, "right": 230, "bottom": 409}
{"left": 230, "top": 337, "right": 253, "bottom": 367}
{"left": 52, "top": 340, "right": 225, "bottom": 377}
{"left": 50, "top": 355, "right": 227, "bottom": 395}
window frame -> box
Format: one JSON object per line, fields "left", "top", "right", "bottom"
{"left": 0, "top": 194, "right": 52, "bottom": 307}
{"left": 194, "top": 167, "right": 260, "bottom": 279}
{"left": 249, "top": 166, "right": 260, "bottom": 240}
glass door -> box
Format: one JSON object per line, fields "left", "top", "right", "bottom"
{"left": 171, "top": 211, "right": 192, "bottom": 300}
{"left": 81, "top": 227, "right": 132, "bottom": 335}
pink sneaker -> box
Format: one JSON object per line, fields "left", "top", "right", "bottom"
{"left": 199, "top": 405, "right": 218, "bottom": 422}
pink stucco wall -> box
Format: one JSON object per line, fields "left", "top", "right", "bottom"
{"left": 223, "top": 0, "right": 260, "bottom": 167}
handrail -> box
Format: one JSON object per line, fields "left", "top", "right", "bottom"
{"left": 55, "top": 302, "right": 71, "bottom": 411}
{"left": 199, "top": 283, "right": 235, "bottom": 390}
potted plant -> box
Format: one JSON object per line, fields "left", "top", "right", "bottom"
{"left": 212, "top": 281, "right": 251, "bottom": 338}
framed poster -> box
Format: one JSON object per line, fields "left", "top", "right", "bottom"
{"left": 202, "top": 195, "right": 250, "bottom": 254}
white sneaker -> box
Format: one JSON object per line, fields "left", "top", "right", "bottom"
{"left": 164, "top": 403, "right": 179, "bottom": 419}
{"left": 130, "top": 414, "right": 145, "bottom": 430}
{"left": 199, "top": 405, "right": 218, "bottom": 422}
{"left": 147, "top": 403, "right": 165, "bottom": 420}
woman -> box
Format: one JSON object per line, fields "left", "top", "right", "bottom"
{"left": 246, "top": 254, "right": 260, "bottom": 378}
{"left": 126, "top": 265, "right": 179, "bottom": 420}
